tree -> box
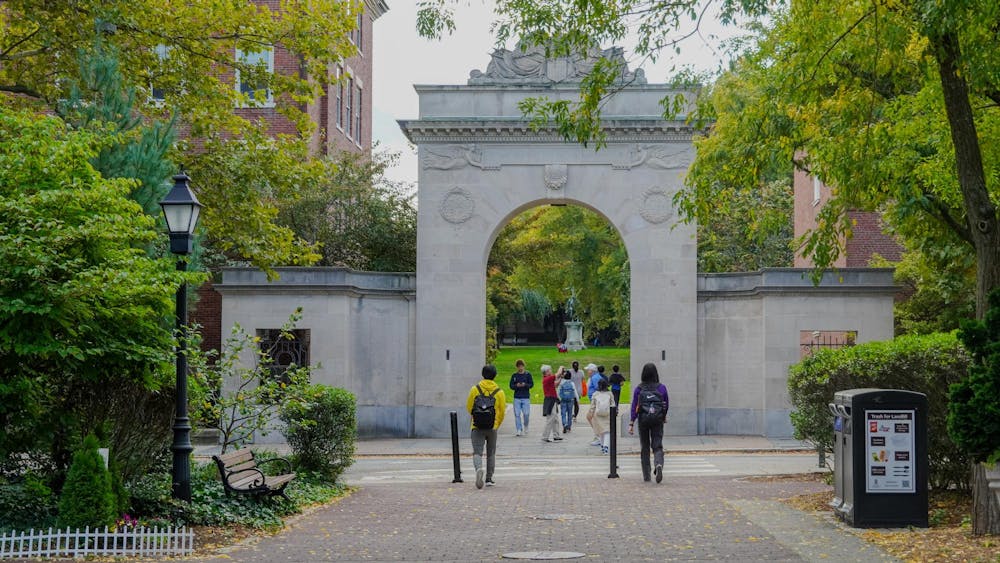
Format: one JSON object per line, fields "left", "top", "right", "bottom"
{"left": 949, "top": 290, "right": 1000, "bottom": 533}
{"left": 2, "top": 0, "right": 359, "bottom": 138}
{"left": 0, "top": 107, "right": 198, "bottom": 477}
{"left": 187, "top": 311, "right": 312, "bottom": 453}
{"left": 488, "top": 205, "right": 630, "bottom": 344}
{"left": 2, "top": 1, "right": 363, "bottom": 272}
{"left": 276, "top": 150, "right": 418, "bottom": 273}
{"left": 57, "top": 435, "right": 117, "bottom": 529}
{"left": 697, "top": 178, "right": 793, "bottom": 272}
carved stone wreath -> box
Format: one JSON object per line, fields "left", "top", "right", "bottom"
{"left": 639, "top": 188, "right": 674, "bottom": 224}
{"left": 439, "top": 188, "right": 475, "bottom": 224}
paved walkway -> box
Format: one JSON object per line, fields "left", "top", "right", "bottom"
{"left": 190, "top": 404, "right": 898, "bottom": 562}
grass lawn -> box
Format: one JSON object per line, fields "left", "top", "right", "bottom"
{"left": 493, "top": 346, "right": 631, "bottom": 404}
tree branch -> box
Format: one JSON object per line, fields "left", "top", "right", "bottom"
{"left": 924, "top": 192, "right": 974, "bottom": 246}
{"left": 0, "top": 84, "right": 44, "bottom": 98}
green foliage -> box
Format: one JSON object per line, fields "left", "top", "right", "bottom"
{"left": 184, "top": 132, "right": 323, "bottom": 274}
{"left": 279, "top": 385, "right": 357, "bottom": 481}
{"left": 57, "top": 435, "right": 117, "bottom": 529}
{"left": 187, "top": 310, "right": 313, "bottom": 453}
{"left": 0, "top": 107, "right": 199, "bottom": 477}
{"left": 696, "top": 178, "right": 794, "bottom": 272}
{"left": 873, "top": 247, "right": 975, "bottom": 335}
{"left": 127, "top": 463, "right": 347, "bottom": 529}
{"left": 276, "top": 150, "right": 417, "bottom": 273}
{"left": 948, "top": 290, "right": 1000, "bottom": 464}
{"left": 488, "top": 206, "right": 630, "bottom": 345}
{"left": 0, "top": 475, "right": 58, "bottom": 533}
{"left": 108, "top": 452, "right": 129, "bottom": 517}
{"left": 57, "top": 39, "right": 176, "bottom": 218}
{"left": 788, "top": 333, "right": 971, "bottom": 490}
{"left": 1, "top": 0, "right": 360, "bottom": 139}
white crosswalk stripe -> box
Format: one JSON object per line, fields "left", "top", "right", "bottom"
{"left": 346, "top": 456, "right": 719, "bottom": 484}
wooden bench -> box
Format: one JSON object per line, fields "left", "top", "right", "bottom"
{"left": 212, "top": 449, "right": 296, "bottom": 499}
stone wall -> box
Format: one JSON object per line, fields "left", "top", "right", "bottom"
{"left": 217, "top": 267, "right": 896, "bottom": 439}
{"left": 216, "top": 267, "right": 415, "bottom": 440}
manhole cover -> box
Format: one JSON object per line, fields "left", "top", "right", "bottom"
{"left": 502, "top": 551, "right": 586, "bottom": 560}
{"left": 531, "top": 514, "right": 587, "bottom": 521}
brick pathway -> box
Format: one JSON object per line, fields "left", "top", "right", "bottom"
{"left": 192, "top": 472, "right": 892, "bottom": 562}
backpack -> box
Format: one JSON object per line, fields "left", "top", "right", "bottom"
{"left": 593, "top": 392, "right": 612, "bottom": 416}
{"left": 637, "top": 384, "right": 666, "bottom": 425}
{"left": 471, "top": 384, "right": 500, "bottom": 429}
{"left": 558, "top": 380, "right": 576, "bottom": 401}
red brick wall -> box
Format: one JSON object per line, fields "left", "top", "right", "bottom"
{"left": 792, "top": 165, "right": 846, "bottom": 268}
{"left": 191, "top": 281, "right": 223, "bottom": 356}
{"left": 845, "top": 211, "right": 903, "bottom": 267}
{"left": 793, "top": 166, "right": 902, "bottom": 268}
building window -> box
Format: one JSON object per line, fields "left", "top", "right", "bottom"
{"left": 354, "top": 84, "right": 362, "bottom": 145}
{"left": 357, "top": 12, "right": 364, "bottom": 55}
{"left": 335, "top": 66, "right": 343, "bottom": 129}
{"left": 150, "top": 44, "right": 170, "bottom": 103}
{"left": 800, "top": 330, "right": 856, "bottom": 358}
{"left": 345, "top": 77, "right": 354, "bottom": 139}
{"left": 257, "top": 328, "right": 310, "bottom": 382}
{"left": 812, "top": 176, "right": 822, "bottom": 206}
{"left": 235, "top": 47, "right": 274, "bottom": 107}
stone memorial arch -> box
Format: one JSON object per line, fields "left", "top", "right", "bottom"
{"left": 219, "top": 45, "right": 895, "bottom": 440}
{"left": 400, "top": 45, "right": 702, "bottom": 436}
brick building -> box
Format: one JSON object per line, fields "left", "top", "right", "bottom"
{"left": 792, "top": 167, "right": 903, "bottom": 268}
{"left": 191, "top": 0, "right": 389, "bottom": 354}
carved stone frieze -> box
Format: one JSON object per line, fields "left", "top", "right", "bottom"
{"left": 422, "top": 144, "right": 498, "bottom": 170}
{"left": 544, "top": 164, "right": 568, "bottom": 191}
{"left": 439, "top": 188, "right": 475, "bottom": 224}
{"left": 613, "top": 144, "right": 694, "bottom": 170}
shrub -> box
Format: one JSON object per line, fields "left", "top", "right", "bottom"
{"left": 280, "top": 385, "right": 357, "bottom": 481}
{"left": 125, "top": 463, "right": 346, "bottom": 529}
{"left": 788, "top": 332, "right": 971, "bottom": 490}
{"left": 0, "top": 474, "right": 57, "bottom": 533}
{"left": 948, "top": 290, "right": 1000, "bottom": 464}
{"left": 57, "top": 434, "right": 116, "bottom": 528}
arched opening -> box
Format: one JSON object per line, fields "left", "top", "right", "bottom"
{"left": 484, "top": 202, "right": 631, "bottom": 406}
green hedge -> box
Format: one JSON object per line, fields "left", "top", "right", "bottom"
{"left": 788, "top": 332, "right": 971, "bottom": 490}
{"left": 280, "top": 385, "right": 356, "bottom": 481}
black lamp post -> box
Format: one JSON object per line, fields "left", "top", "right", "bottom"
{"left": 160, "top": 171, "right": 202, "bottom": 502}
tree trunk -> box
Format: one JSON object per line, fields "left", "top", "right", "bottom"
{"left": 971, "top": 463, "right": 1000, "bottom": 535}
{"left": 934, "top": 30, "right": 1000, "bottom": 535}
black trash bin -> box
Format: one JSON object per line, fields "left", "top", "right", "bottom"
{"left": 834, "top": 388, "right": 928, "bottom": 528}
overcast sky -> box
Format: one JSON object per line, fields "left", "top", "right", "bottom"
{"left": 371, "top": 1, "right": 744, "bottom": 188}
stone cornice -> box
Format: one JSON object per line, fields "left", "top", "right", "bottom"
{"left": 697, "top": 268, "right": 901, "bottom": 299}
{"left": 398, "top": 118, "right": 703, "bottom": 144}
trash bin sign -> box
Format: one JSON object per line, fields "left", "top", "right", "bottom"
{"left": 865, "top": 410, "right": 915, "bottom": 494}
{"left": 833, "top": 389, "right": 928, "bottom": 528}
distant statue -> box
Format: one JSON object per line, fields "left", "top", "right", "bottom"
{"left": 565, "top": 287, "right": 579, "bottom": 322}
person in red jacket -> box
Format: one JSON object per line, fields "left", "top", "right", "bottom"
{"left": 539, "top": 365, "right": 563, "bottom": 442}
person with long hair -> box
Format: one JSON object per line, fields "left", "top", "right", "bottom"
{"left": 628, "top": 362, "right": 670, "bottom": 483}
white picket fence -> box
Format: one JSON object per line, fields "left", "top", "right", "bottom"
{"left": 0, "top": 525, "right": 194, "bottom": 558}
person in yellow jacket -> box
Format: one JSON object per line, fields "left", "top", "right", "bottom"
{"left": 466, "top": 364, "right": 506, "bottom": 489}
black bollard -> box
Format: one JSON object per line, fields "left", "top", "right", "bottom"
{"left": 608, "top": 404, "right": 619, "bottom": 479}
{"left": 450, "top": 411, "right": 463, "bottom": 483}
